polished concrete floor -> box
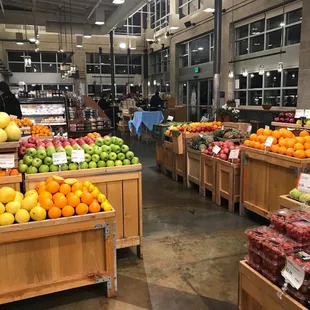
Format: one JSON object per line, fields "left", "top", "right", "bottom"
{"left": 0, "top": 138, "right": 261, "bottom": 310}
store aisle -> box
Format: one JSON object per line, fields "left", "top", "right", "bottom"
{"left": 0, "top": 138, "right": 258, "bottom": 310}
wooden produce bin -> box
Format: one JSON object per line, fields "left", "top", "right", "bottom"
{"left": 0, "top": 174, "right": 22, "bottom": 191}
{"left": 200, "top": 153, "right": 217, "bottom": 201}
{"left": 241, "top": 146, "right": 310, "bottom": 218}
{"left": 163, "top": 140, "right": 174, "bottom": 174}
{"left": 186, "top": 148, "right": 201, "bottom": 188}
{"left": 279, "top": 195, "right": 301, "bottom": 210}
{"left": 24, "top": 165, "right": 143, "bottom": 257}
{"left": 174, "top": 153, "right": 185, "bottom": 182}
{"left": 171, "top": 132, "right": 199, "bottom": 155}
{"left": 239, "top": 260, "right": 307, "bottom": 310}
{"left": 156, "top": 141, "right": 164, "bottom": 168}
{"left": 215, "top": 158, "right": 240, "bottom": 213}
{"left": 223, "top": 122, "right": 251, "bottom": 133}
{"left": 0, "top": 141, "right": 20, "bottom": 167}
{"left": 0, "top": 211, "right": 117, "bottom": 305}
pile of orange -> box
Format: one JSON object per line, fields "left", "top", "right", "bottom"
{"left": 0, "top": 168, "right": 19, "bottom": 176}
{"left": 35, "top": 176, "right": 113, "bottom": 219}
{"left": 31, "top": 124, "right": 52, "bottom": 137}
{"left": 85, "top": 132, "right": 101, "bottom": 140}
{"left": 14, "top": 118, "right": 33, "bottom": 127}
{"left": 243, "top": 128, "right": 310, "bottom": 158}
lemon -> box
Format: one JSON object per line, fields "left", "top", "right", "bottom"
{"left": 0, "top": 202, "right": 5, "bottom": 215}
{"left": 5, "top": 201, "right": 21, "bottom": 214}
{"left": 0, "top": 212, "right": 14, "bottom": 225}
{"left": 0, "top": 187, "right": 16, "bottom": 203}
{"left": 14, "top": 194, "right": 23, "bottom": 203}
{"left": 75, "top": 190, "right": 83, "bottom": 198}
{"left": 98, "top": 193, "right": 106, "bottom": 203}
{"left": 30, "top": 206, "right": 46, "bottom": 221}
{"left": 91, "top": 189, "right": 99, "bottom": 199}
{"left": 15, "top": 209, "right": 30, "bottom": 223}
{"left": 83, "top": 181, "right": 91, "bottom": 189}
{"left": 88, "top": 184, "right": 95, "bottom": 191}
{"left": 25, "top": 189, "right": 39, "bottom": 201}
{"left": 101, "top": 201, "right": 112, "bottom": 212}
{"left": 21, "top": 196, "right": 37, "bottom": 211}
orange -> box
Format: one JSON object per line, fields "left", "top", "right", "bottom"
{"left": 36, "top": 181, "right": 46, "bottom": 191}
{"left": 306, "top": 149, "right": 310, "bottom": 158}
{"left": 52, "top": 176, "right": 64, "bottom": 184}
{"left": 263, "top": 129, "right": 272, "bottom": 136}
{"left": 40, "top": 198, "right": 54, "bottom": 211}
{"left": 300, "top": 130, "right": 309, "bottom": 137}
{"left": 272, "top": 138, "right": 278, "bottom": 145}
{"left": 294, "top": 150, "right": 306, "bottom": 159}
{"left": 278, "top": 146, "right": 287, "bottom": 155}
{"left": 279, "top": 139, "right": 287, "bottom": 147}
{"left": 260, "top": 144, "right": 265, "bottom": 150}
{"left": 81, "top": 192, "right": 94, "bottom": 205}
{"left": 294, "top": 143, "right": 305, "bottom": 151}
{"left": 286, "top": 138, "right": 296, "bottom": 148}
{"left": 60, "top": 184, "right": 71, "bottom": 196}
{"left": 282, "top": 130, "right": 291, "bottom": 138}
{"left": 271, "top": 145, "right": 279, "bottom": 153}
{"left": 62, "top": 205, "right": 75, "bottom": 217}
{"left": 272, "top": 130, "right": 281, "bottom": 139}
{"left": 53, "top": 192, "right": 64, "bottom": 201}
{"left": 304, "top": 142, "right": 310, "bottom": 150}
{"left": 48, "top": 206, "right": 62, "bottom": 219}
{"left": 72, "top": 182, "right": 83, "bottom": 193}
{"left": 54, "top": 195, "right": 67, "bottom": 209}
{"left": 286, "top": 148, "right": 295, "bottom": 157}
{"left": 37, "top": 184, "right": 47, "bottom": 194}
{"left": 46, "top": 181, "right": 60, "bottom": 194}
{"left": 243, "top": 140, "right": 252, "bottom": 147}
{"left": 45, "top": 176, "right": 54, "bottom": 184}
{"left": 257, "top": 135, "right": 267, "bottom": 144}
{"left": 76, "top": 203, "right": 89, "bottom": 215}
{"left": 89, "top": 201, "right": 101, "bottom": 213}
{"left": 39, "top": 191, "right": 52, "bottom": 201}
{"left": 253, "top": 142, "right": 261, "bottom": 149}
{"left": 67, "top": 194, "right": 80, "bottom": 207}
{"left": 305, "top": 136, "right": 310, "bottom": 143}
{"left": 257, "top": 128, "right": 264, "bottom": 135}
{"left": 75, "top": 190, "right": 83, "bottom": 197}
{"left": 296, "top": 137, "right": 305, "bottom": 144}
{"left": 250, "top": 134, "right": 257, "bottom": 141}
{"left": 64, "top": 178, "right": 77, "bottom": 185}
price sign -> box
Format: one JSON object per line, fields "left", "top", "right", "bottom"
{"left": 297, "top": 173, "right": 310, "bottom": 194}
{"left": 305, "top": 110, "right": 310, "bottom": 119}
{"left": 247, "top": 125, "right": 252, "bottom": 133}
{"left": 282, "top": 257, "right": 305, "bottom": 290}
{"left": 265, "top": 125, "right": 270, "bottom": 130}
{"left": 229, "top": 149, "right": 240, "bottom": 160}
{"left": 295, "top": 109, "right": 305, "bottom": 118}
{"left": 212, "top": 145, "right": 221, "bottom": 155}
{"left": 167, "top": 115, "right": 174, "bottom": 121}
{"left": 264, "top": 137, "right": 274, "bottom": 147}
{"left": 52, "top": 152, "right": 67, "bottom": 165}
{"left": 71, "top": 150, "right": 85, "bottom": 163}
{"left": 0, "top": 154, "right": 15, "bottom": 168}
{"left": 221, "top": 125, "right": 224, "bottom": 130}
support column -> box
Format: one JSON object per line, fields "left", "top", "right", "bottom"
{"left": 109, "top": 31, "right": 115, "bottom": 102}
{"left": 213, "top": 0, "right": 222, "bottom": 113}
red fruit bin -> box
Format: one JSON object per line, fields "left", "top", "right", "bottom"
{"left": 286, "top": 219, "right": 310, "bottom": 244}
{"left": 246, "top": 226, "right": 279, "bottom": 252}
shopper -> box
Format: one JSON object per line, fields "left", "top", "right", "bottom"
{"left": 0, "top": 82, "right": 22, "bottom": 118}
{"left": 150, "top": 91, "right": 163, "bottom": 111}
{"left": 98, "top": 93, "right": 109, "bottom": 111}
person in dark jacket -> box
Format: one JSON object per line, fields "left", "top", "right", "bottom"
{"left": 0, "top": 82, "right": 22, "bottom": 118}
{"left": 98, "top": 94, "right": 109, "bottom": 111}
{"left": 150, "top": 91, "right": 163, "bottom": 111}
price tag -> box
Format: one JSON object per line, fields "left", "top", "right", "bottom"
{"left": 264, "top": 137, "right": 274, "bottom": 147}
{"left": 10, "top": 115, "right": 17, "bottom": 119}
{"left": 0, "top": 154, "right": 15, "bottom": 168}
{"left": 265, "top": 125, "right": 270, "bottom": 130}
{"left": 71, "top": 150, "right": 85, "bottom": 163}
{"left": 247, "top": 125, "right": 252, "bottom": 133}
{"left": 282, "top": 257, "right": 305, "bottom": 290}
{"left": 221, "top": 125, "right": 224, "bottom": 130}
{"left": 297, "top": 173, "right": 310, "bottom": 194}
{"left": 287, "top": 128, "right": 294, "bottom": 131}
{"left": 229, "top": 149, "right": 240, "bottom": 160}
{"left": 167, "top": 115, "right": 174, "bottom": 121}
{"left": 305, "top": 110, "right": 310, "bottom": 119}
{"left": 295, "top": 109, "right": 305, "bottom": 118}
{"left": 212, "top": 145, "right": 221, "bottom": 154}
{"left": 52, "top": 152, "right": 67, "bottom": 165}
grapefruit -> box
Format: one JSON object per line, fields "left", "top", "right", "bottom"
{"left": 0, "top": 213, "right": 14, "bottom": 225}
{"left": 5, "top": 201, "right": 21, "bottom": 214}
{"left": 15, "top": 209, "right": 30, "bottom": 223}
{"left": 0, "top": 202, "right": 5, "bottom": 215}
{"left": 30, "top": 206, "right": 47, "bottom": 221}
{"left": 21, "top": 196, "right": 38, "bottom": 211}
{"left": 0, "top": 187, "right": 16, "bottom": 204}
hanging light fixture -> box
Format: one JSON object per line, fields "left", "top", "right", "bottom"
{"left": 76, "top": 36, "right": 83, "bottom": 48}
{"left": 228, "top": 70, "right": 234, "bottom": 79}
{"left": 242, "top": 68, "right": 248, "bottom": 77}
{"left": 95, "top": 9, "right": 105, "bottom": 25}
{"left": 259, "top": 65, "right": 264, "bottom": 75}
{"left": 24, "top": 56, "right": 31, "bottom": 67}
{"left": 278, "top": 62, "right": 283, "bottom": 72}
{"left": 169, "top": 14, "right": 180, "bottom": 30}
{"left": 119, "top": 42, "right": 127, "bottom": 49}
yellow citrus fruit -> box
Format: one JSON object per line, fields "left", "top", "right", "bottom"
{"left": 5, "top": 201, "right": 21, "bottom": 214}
{"left": 83, "top": 181, "right": 91, "bottom": 189}
{"left": 101, "top": 201, "right": 112, "bottom": 212}
{"left": 15, "top": 209, "right": 30, "bottom": 223}
{"left": 30, "top": 206, "right": 47, "bottom": 221}
{"left": 21, "top": 196, "right": 38, "bottom": 211}
{"left": 88, "top": 184, "right": 95, "bottom": 192}
{"left": 0, "top": 213, "right": 14, "bottom": 225}
{"left": 0, "top": 187, "right": 16, "bottom": 204}
{"left": 97, "top": 193, "right": 106, "bottom": 203}
{"left": 75, "top": 190, "right": 83, "bottom": 198}
{"left": 25, "top": 189, "right": 39, "bottom": 201}
{"left": 0, "top": 202, "right": 5, "bottom": 215}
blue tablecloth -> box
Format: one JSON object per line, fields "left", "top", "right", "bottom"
{"left": 129, "top": 111, "right": 164, "bottom": 136}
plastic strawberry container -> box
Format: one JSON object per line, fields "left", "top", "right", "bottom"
{"left": 286, "top": 219, "right": 310, "bottom": 244}
{"left": 287, "top": 286, "right": 310, "bottom": 307}
{"left": 262, "top": 268, "right": 281, "bottom": 284}
{"left": 286, "top": 251, "right": 310, "bottom": 281}
{"left": 261, "top": 256, "right": 284, "bottom": 276}
{"left": 246, "top": 226, "right": 278, "bottom": 252}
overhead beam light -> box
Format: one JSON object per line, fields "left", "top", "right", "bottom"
{"left": 129, "top": 40, "right": 136, "bottom": 50}
{"left": 16, "top": 32, "right": 23, "bottom": 45}
{"left": 84, "top": 25, "right": 92, "bottom": 38}
{"left": 169, "top": 13, "right": 179, "bottom": 30}
{"left": 95, "top": 10, "right": 105, "bottom": 25}
{"left": 113, "top": 0, "right": 125, "bottom": 4}
{"left": 76, "top": 36, "right": 83, "bottom": 48}
{"left": 119, "top": 42, "right": 127, "bottom": 49}
{"left": 204, "top": 8, "right": 215, "bottom": 12}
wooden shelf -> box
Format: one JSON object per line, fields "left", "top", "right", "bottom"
{"left": 238, "top": 106, "right": 296, "bottom": 112}
{"left": 271, "top": 122, "right": 310, "bottom": 129}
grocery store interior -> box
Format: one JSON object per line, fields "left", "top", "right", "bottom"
{"left": 0, "top": 0, "right": 310, "bottom": 309}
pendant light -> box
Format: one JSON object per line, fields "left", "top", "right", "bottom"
{"left": 278, "top": 62, "right": 283, "bottom": 72}
{"left": 24, "top": 56, "right": 31, "bottom": 67}
{"left": 259, "top": 65, "right": 264, "bottom": 75}
{"left": 228, "top": 70, "right": 234, "bottom": 79}
{"left": 242, "top": 68, "right": 248, "bottom": 77}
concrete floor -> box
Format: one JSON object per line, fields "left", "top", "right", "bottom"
{"left": 0, "top": 138, "right": 261, "bottom": 310}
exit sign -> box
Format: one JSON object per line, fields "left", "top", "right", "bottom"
{"left": 194, "top": 67, "right": 200, "bottom": 73}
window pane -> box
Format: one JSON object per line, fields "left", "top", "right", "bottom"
{"left": 284, "top": 68, "right": 298, "bottom": 87}
{"left": 41, "top": 52, "right": 56, "bottom": 62}
{"left": 285, "top": 24, "right": 301, "bottom": 45}
{"left": 9, "top": 63, "right": 24, "bottom": 72}
{"left": 132, "top": 12, "right": 141, "bottom": 26}
{"left": 88, "top": 85, "right": 95, "bottom": 93}
{"left": 115, "top": 65, "right": 128, "bottom": 74}
{"left": 26, "top": 63, "right": 41, "bottom": 73}
{"left": 235, "top": 91, "right": 247, "bottom": 105}
{"left": 115, "top": 55, "right": 127, "bottom": 64}
{"left": 116, "top": 85, "right": 126, "bottom": 94}
{"left": 87, "top": 65, "right": 94, "bottom": 73}
{"left": 235, "top": 75, "right": 247, "bottom": 89}
{"left": 101, "top": 55, "right": 110, "bottom": 64}
{"left": 129, "top": 66, "right": 142, "bottom": 74}
{"left": 8, "top": 51, "right": 24, "bottom": 61}
{"left": 236, "top": 39, "right": 248, "bottom": 55}
{"left": 265, "top": 70, "right": 281, "bottom": 87}
{"left": 264, "top": 89, "right": 280, "bottom": 106}
{"left": 287, "top": 8, "right": 302, "bottom": 25}
{"left": 130, "top": 55, "right": 142, "bottom": 65}
{"left": 250, "top": 34, "right": 264, "bottom": 52}
{"left": 249, "top": 90, "right": 262, "bottom": 105}
{"left": 283, "top": 89, "right": 297, "bottom": 107}
{"left": 42, "top": 64, "right": 57, "bottom": 73}
{"left": 189, "top": 0, "right": 199, "bottom": 14}
{"left": 57, "top": 53, "right": 67, "bottom": 63}
{"left": 28, "top": 84, "right": 41, "bottom": 91}
{"left": 27, "top": 52, "right": 40, "bottom": 62}
{"left": 250, "top": 73, "right": 263, "bottom": 88}
{"left": 43, "top": 84, "right": 57, "bottom": 90}
{"left": 86, "top": 53, "right": 100, "bottom": 63}
{"left": 267, "top": 14, "right": 284, "bottom": 30}
{"left": 59, "top": 85, "right": 73, "bottom": 91}
{"left": 266, "top": 29, "right": 282, "bottom": 49}
{"left": 236, "top": 25, "right": 248, "bottom": 39}
{"left": 250, "top": 19, "right": 264, "bottom": 35}
{"left": 190, "top": 35, "right": 210, "bottom": 65}
{"left": 101, "top": 65, "right": 110, "bottom": 74}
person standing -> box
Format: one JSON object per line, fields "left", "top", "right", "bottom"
{"left": 0, "top": 82, "right": 22, "bottom": 118}
{"left": 149, "top": 91, "right": 163, "bottom": 111}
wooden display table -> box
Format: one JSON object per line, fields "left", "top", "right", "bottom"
{"left": 223, "top": 121, "right": 251, "bottom": 133}
{"left": 239, "top": 260, "right": 307, "bottom": 310}
{"left": 24, "top": 165, "right": 143, "bottom": 257}
{"left": 240, "top": 146, "right": 310, "bottom": 218}
{"left": 0, "top": 211, "right": 117, "bottom": 305}
{"left": 271, "top": 122, "right": 309, "bottom": 130}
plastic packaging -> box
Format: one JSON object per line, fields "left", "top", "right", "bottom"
{"left": 262, "top": 268, "right": 280, "bottom": 284}
{"left": 246, "top": 226, "right": 278, "bottom": 251}
{"left": 286, "top": 219, "right": 310, "bottom": 244}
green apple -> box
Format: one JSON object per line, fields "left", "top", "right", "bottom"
{"left": 306, "top": 120, "right": 310, "bottom": 126}
{"left": 121, "top": 145, "right": 129, "bottom": 153}
{"left": 85, "top": 146, "right": 94, "bottom": 155}
{"left": 27, "top": 166, "right": 38, "bottom": 174}
{"left": 111, "top": 136, "right": 118, "bottom": 144}
{"left": 36, "top": 148, "right": 46, "bottom": 160}
{"left": 56, "top": 146, "right": 65, "bottom": 153}
{"left": 32, "top": 158, "right": 42, "bottom": 168}
{"left": 97, "top": 160, "right": 106, "bottom": 168}
{"left": 106, "top": 160, "right": 114, "bottom": 167}
{"left": 67, "top": 156, "right": 72, "bottom": 164}
{"left": 49, "top": 164, "right": 58, "bottom": 172}
{"left": 23, "top": 155, "right": 33, "bottom": 166}
{"left": 65, "top": 146, "right": 73, "bottom": 156}
{"left": 19, "top": 159, "right": 23, "bottom": 165}
{"left": 39, "top": 165, "right": 49, "bottom": 173}
{"left": 131, "top": 157, "right": 139, "bottom": 164}
{"left": 46, "top": 147, "right": 56, "bottom": 157}
{"left": 89, "top": 161, "right": 97, "bottom": 169}
{"left": 69, "top": 163, "right": 78, "bottom": 170}
{"left": 72, "top": 144, "right": 80, "bottom": 150}
{"left": 115, "top": 138, "right": 124, "bottom": 146}
{"left": 123, "top": 159, "right": 131, "bottom": 165}
{"left": 115, "top": 160, "right": 123, "bottom": 166}
{"left": 296, "top": 120, "right": 302, "bottom": 125}
{"left": 289, "top": 188, "right": 302, "bottom": 200}
{"left": 103, "top": 137, "right": 112, "bottom": 145}
{"left": 26, "top": 148, "right": 36, "bottom": 157}
{"left": 80, "top": 162, "right": 89, "bottom": 169}
{"left": 117, "top": 153, "right": 125, "bottom": 161}
{"left": 126, "top": 151, "right": 134, "bottom": 160}
{"left": 92, "top": 154, "right": 100, "bottom": 162}
{"left": 94, "top": 145, "right": 102, "bottom": 155}
{"left": 109, "top": 152, "right": 117, "bottom": 161}
{"left": 18, "top": 163, "right": 28, "bottom": 173}
{"left": 102, "top": 145, "right": 111, "bottom": 153}
{"left": 85, "top": 153, "right": 92, "bottom": 163}
{"left": 112, "top": 145, "right": 121, "bottom": 154}
{"left": 95, "top": 138, "right": 104, "bottom": 146}
{"left": 44, "top": 156, "right": 52, "bottom": 166}
{"left": 100, "top": 152, "right": 109, "bottom": 161}
{"left": 82, "top": 144, "right": 89, "bottom": 151}
{"left": 61, "top": 164, "right": 69, "bottom": 171}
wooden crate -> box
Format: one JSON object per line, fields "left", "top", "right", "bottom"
{"left": 279, "top": 195, "right": 301, "bottom": 210}
{"left": 163, "top": 140, "right": 174, "bottom": 173}
{"left": 186, "top": 148, "right": 201, "bottom": 188}
{"left": 155, "top": 141, "right": 164, "bottom": 167}
{"left": 240, "top": 146, "right": 310, "bottom": 218}
{"left": 174, "top": 153, "right": 185, "bottom": 182}
{"left": 0, "top": 211, "right": 117, "bottom": 305}
{"left": 171, "top": 132, "right": 199, "bottom": 155}
{"left": 24, "top": 165, "right": 143, "bottom": 257}
{"left": 215, "top": 158, "right": 240, "bottom": 213}
{"left": 200, "top": 153, "right": 217, "bottom": 201}
{"left": 0, "top": 141, "right": 20, "bottom": 167}
{"left": 239, "top": 260, "right": 307, "bottom": 310}
{"left": 223, "top": 122, "right": 251, "bottom": 133}
{"left": 0, "top": 174, "right": 22, "bottom": 191}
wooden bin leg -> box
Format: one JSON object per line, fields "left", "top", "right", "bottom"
{"left": 106, "top": 220, "right": 117, "bottom": 297}
{"left": 137, "top": 171, "right": 143, "bottom": 259}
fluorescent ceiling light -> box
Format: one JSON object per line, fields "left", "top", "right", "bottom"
{"left": 95, "top": 9, "right": 105, "bottom": 25}
{"left": 95, "top": 21, "right": 105, "bottom": 25}
{"left": 119, "top": 42, "right": 127, "bottom": 49}
{"left": 16, "top": 42, "right": 24, "bottom": 45}
{"left": 198, "top": 47, "right": 204, "bottom": 50}
{"left": 29, "top": 38, "right": 36, "bottom": 43}
{"left": 169, "top": 13, "right": 179, "bottom": 30}
{"left": 129, "top": 40, "right": 137, "bottom": 50}
{"left": 204, "top": 8, "right": 215, "bottom": 12}
{"left": 113, "top": 0, "right": 125, "bottom": 4}
{"left": 84, "top": 35, "right": 92, "bottom": 38}
{"left": 170, "top": 26, "right": 179, "bottom": 30}
{"left": 76, "top": 35, "right": 83, "bottom": 48}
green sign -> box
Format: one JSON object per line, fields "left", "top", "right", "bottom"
{"left": 194, "top": 67, "right": 200, "bottom": 73}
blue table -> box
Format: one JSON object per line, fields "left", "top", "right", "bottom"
{"left": 128, "top": 111, "right": 164, "bottom": 136}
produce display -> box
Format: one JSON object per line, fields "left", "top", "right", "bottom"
{"left": 0, "top": 112, "right": 21, "bottom": 142}
{"left": 13, "top": 118, "right": 33, "bottom": 128}
{"left": 31, "top": 124, "right": 52, "bottom": 137}
{"left": 165, "top": 121, "right": 222, "bottom": 135}
{"left": 212, "top": 128, "right": 247, "bottom": 140}
{"left": 18, "top": 135, "right": 139, "bottom": 173}
{"left": 289, "top": 187, "right": 310, "bottom": 204}
{"left": 0, "top": 169, "right": 19, "bottom": 176}
{"left": 0, "top": 176, "right": 113, "bottom": 226}
{"left": 273, "top": 112, "right": 295, "bottom": 123}
{"left": 244, "top": 128, "right": 310, "bottom": 158}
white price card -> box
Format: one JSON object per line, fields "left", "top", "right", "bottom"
{"left": 9, "top": 115, "right": 17, "bottom": 119}
{"left": 305, "top": 110, "right": 310, "bottom": 119}
{"left": 167, "top": 115, "right": 174, "bottom": 121}
{"left": 52, "top": 152, "right": 67, "bottom": 165}
{"left": 71, "top": 150, "right": 85, "bottom": 163}
{"left": 265, "top": 125, "right": 270, "bottom": 130}
{"left": 221, "top": 125, "right": 224, "bottom": 130}
{"left": 297, "top": 173, "right": 310, "bottom": 194}
{"left": 264, "top": 137, "right": 274, "bottom": 147}
{"left": 212, "top": 145, "right": 221, "bottom": 155}
{"left": 247, "top": 125, "right": 252, "bottom": 133}
{"left": 295, "top": 109, "right": 305, "bottom": 118}
{"left": 0, "top": 154, "right": 15, "bottom": 168}
{"left": 229, "top": 149, "right": 240, "bottom": 160}
{"left": 287, "top": 128, "right": 295, "bottom": 131}
{"left": 282, "top": 257, "right": 305, "bottom": 290}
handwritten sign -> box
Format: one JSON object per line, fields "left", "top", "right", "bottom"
{"left": 213, "top": 145, "right": 221, "bottom": 155}
{"left": 264, "top": 137, "right": 274, "bottom": 147}
{"left": 167, "top": 115, "right": 174, "bottom": 121}
{"left": 229, "top": 149, "right": 240, "bottom": 160}
{"left": 297, "top": 173, "right": 310, "bottom": 194}
{"left": 295, "top": 109, "right": 305, "bottom": 118}
{"left": 71, "top": 150, "right": 85, "bottom": 163}
{"left": 52, "top": 152, "right": 67, "bottom": 165}
{"left": 247, "top": 125, "right": 252, "bottom": 133}
{"left": 0, "top": 154, "right": 15, "bottom": 168}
